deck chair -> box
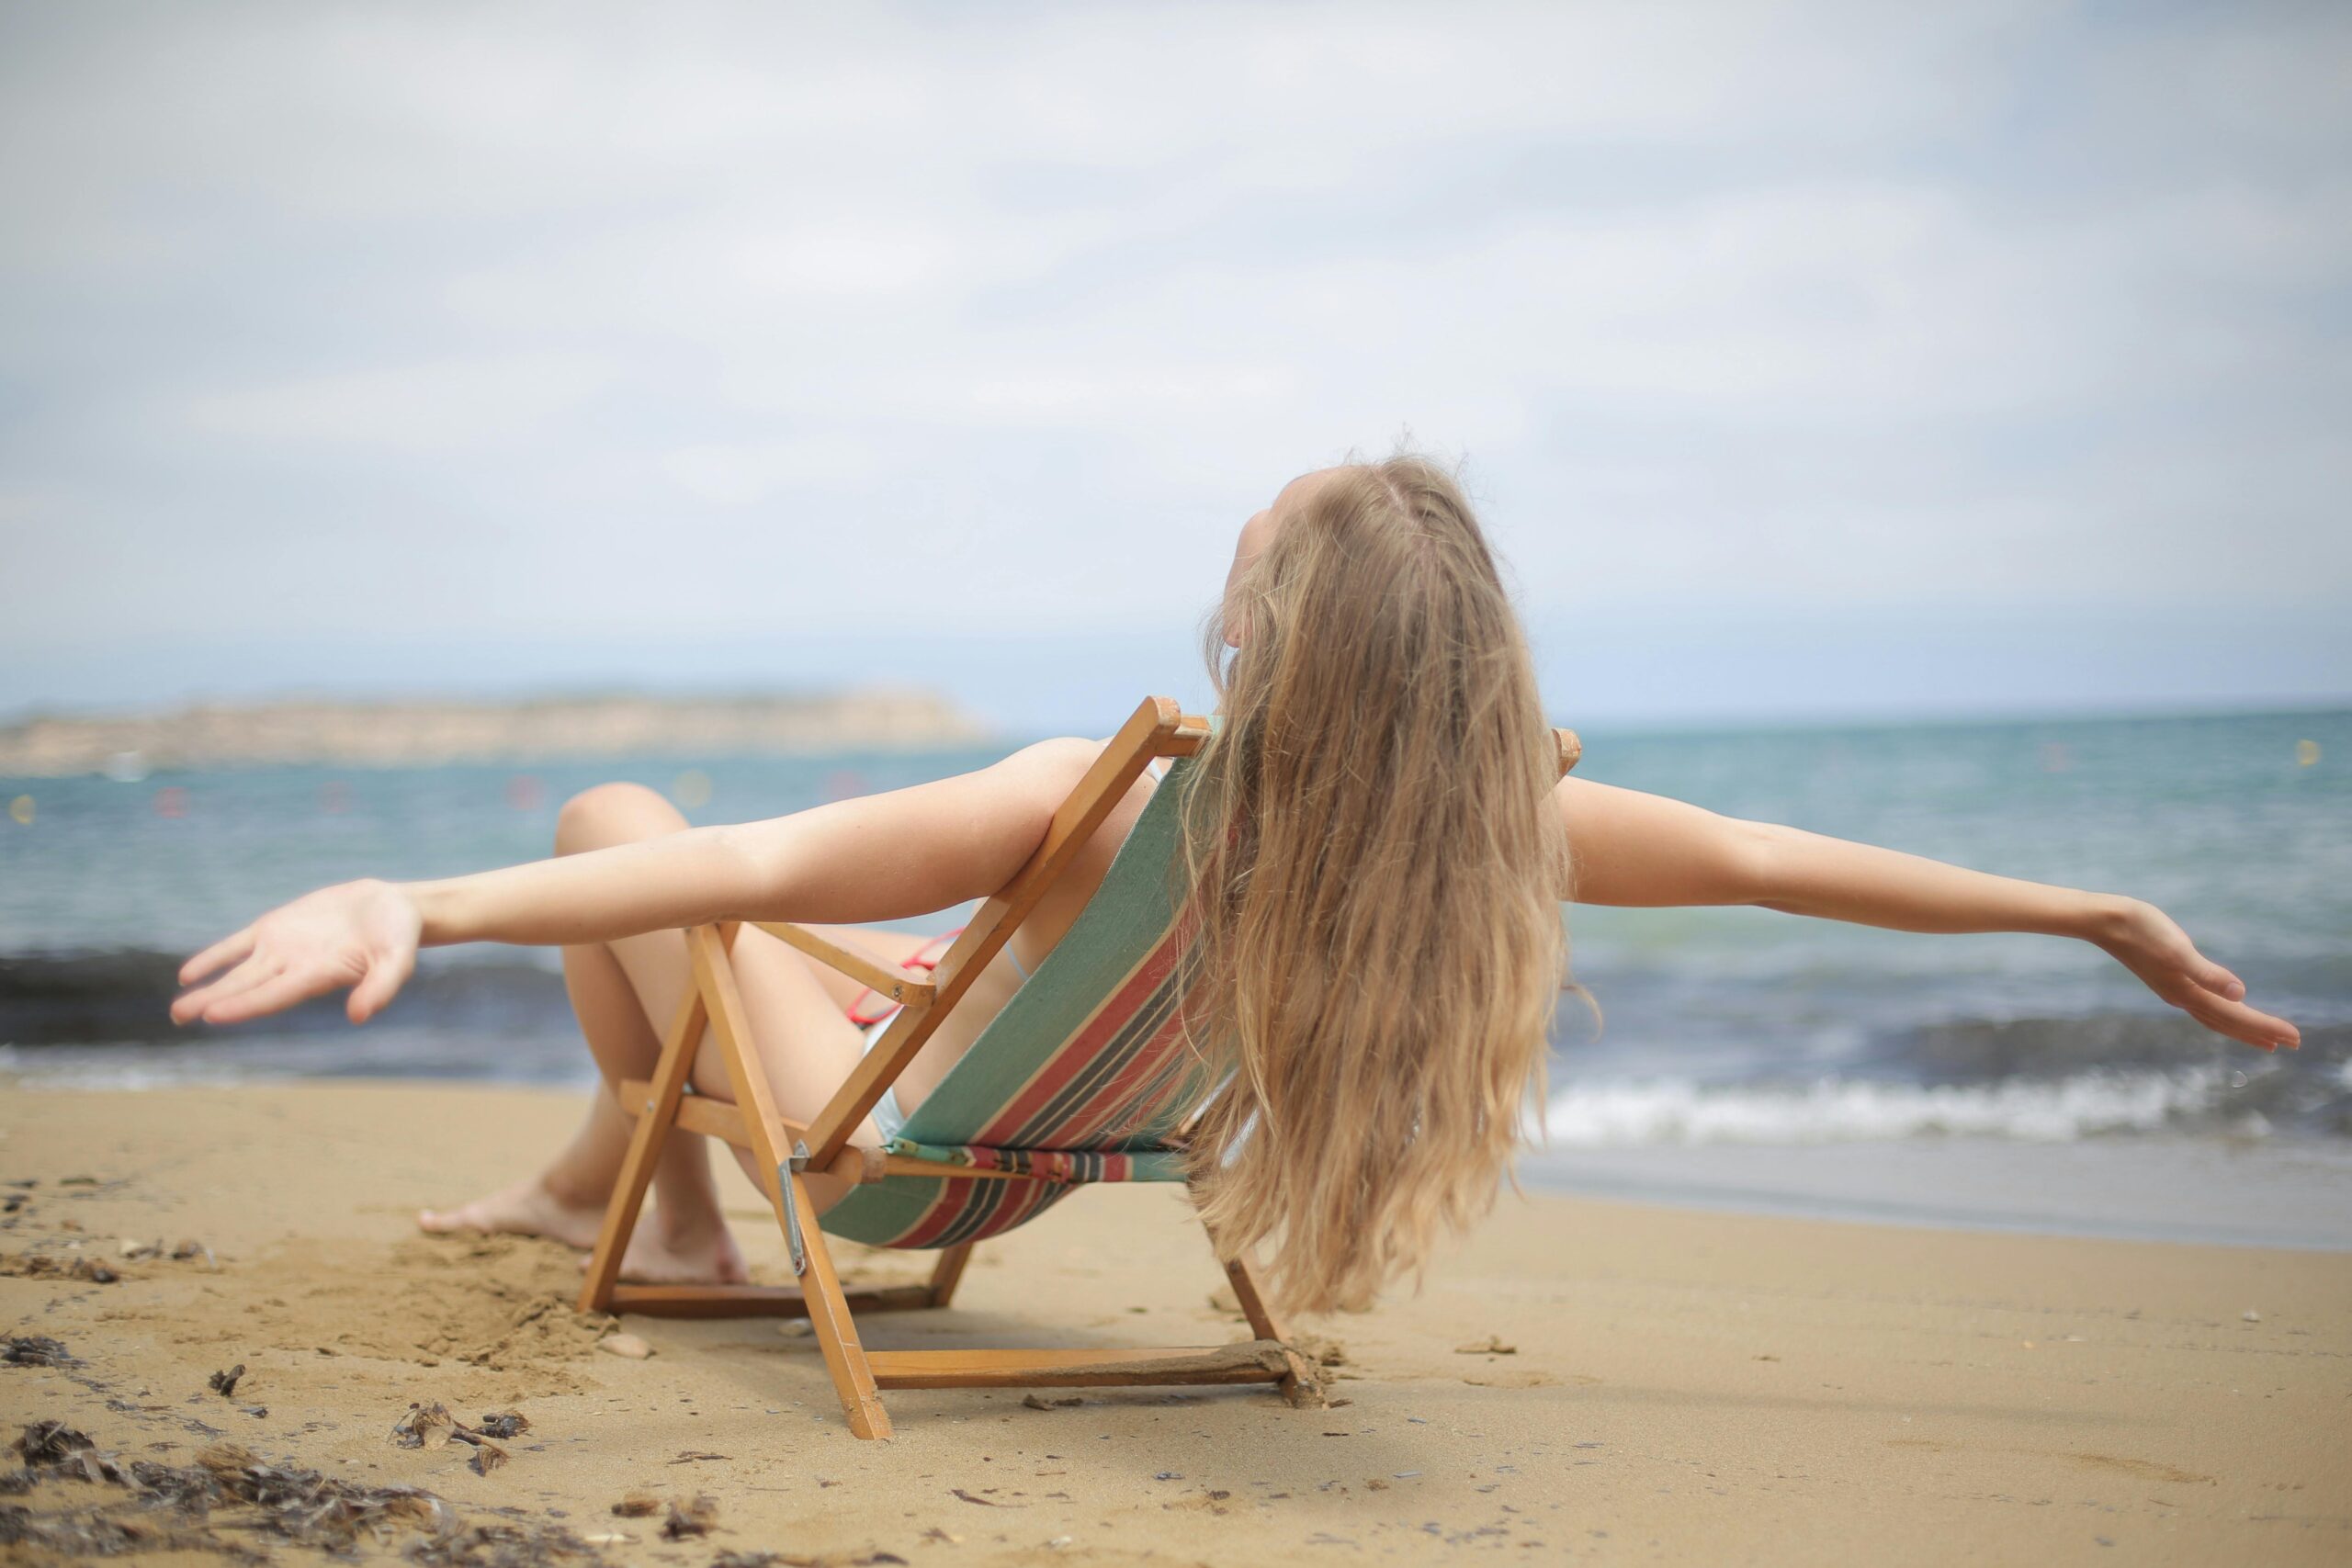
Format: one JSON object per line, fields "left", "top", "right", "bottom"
{"left": 578, "top": 696, "right": 1582, "bottom": 1438}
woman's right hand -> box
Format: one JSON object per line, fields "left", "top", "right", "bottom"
{"left": 172, "top": 879, "right": 423, "bottom": 1027}
{"left": 2093, "top": 897, "right": 2301, "bottom": 1053}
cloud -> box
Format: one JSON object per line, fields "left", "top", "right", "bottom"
{"left": 661, "top": 435, "right": 882, "bottom": 506}
{"left": 0, "top": 0, "right": 2346, "bottom": 719}
{"left": 185, "top": 355, "right": 615, "bottom": 453}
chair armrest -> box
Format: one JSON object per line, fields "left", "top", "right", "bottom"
{"left": 751, "top": 921, "right": 937, "bottom": 1009}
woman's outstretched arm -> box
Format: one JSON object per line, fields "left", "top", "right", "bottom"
{"left": 172, "top": 738, "right": 1097, "bottom": 1029}
{"left": 1554, "top": 775, "right": 2301, "bottom": 1053}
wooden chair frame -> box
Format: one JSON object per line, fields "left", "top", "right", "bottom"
{"left": 577, "top": 696, "right": 1583, "bottom": 1438}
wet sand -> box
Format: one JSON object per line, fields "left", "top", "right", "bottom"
{"left": 3, "top": 1080, "right": 2346, "bottom": 1564}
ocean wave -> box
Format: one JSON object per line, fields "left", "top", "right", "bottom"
{"left": 0, "top": 947, "right": 568, "bottom": 1046}
{"left": 1538, "top": 1069, "right": 2252, "bottom": 1146}
{"left": 0, "top": 1054, "right": 266, "bottom": 1092}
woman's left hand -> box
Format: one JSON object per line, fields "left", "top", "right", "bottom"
{"left": 2094, "top": 897, "right": 2300, "bottom": 1052}
{"left": 171, "top": 878, "right": 423, "bottom": 1027}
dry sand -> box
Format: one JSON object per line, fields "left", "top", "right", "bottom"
{"left": 2, "top": 1081, "right": 2346, "bottom": 1565}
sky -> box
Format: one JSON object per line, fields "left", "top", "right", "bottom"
{"left": 1, "top": 0, "right": 2346, "bottom": 735}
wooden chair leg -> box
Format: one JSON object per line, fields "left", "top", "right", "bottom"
{"left": 1195, "top": 1203, "right": 1285, "bottom": 1344}
{"left": 1221, "top": 1251, "right": 1285, "bottom": 1344}
{"left": 787, "top": 1171, "right": 892, "bottom": 1439}
{"left": 578, "top": 983, "right": 709, "bottom": 1315}
{"left": 688, "top": 922, "right": 893, "bottom": 1439}
{"left": 926, "top": 1243, "right": 975, "bottom": 1308}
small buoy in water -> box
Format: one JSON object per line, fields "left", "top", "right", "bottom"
{"left": 104, "top": 750, "right": 149, "bottom": 783}
{"left": 153, "top": 785, "right": 188, "bottom": 819}
{"left": 6, "top": 795, "right": 31, "bottom": 826}
{"left": 2296, "top": 739, "right": 2320, "bottom": 767}
{"left": 505, "top": 774, "right": 545, "bottom": 811}
{"left": 319, "top": 780, "right": 352, "bottom": 814}
{"left": 672, "top": 769, "right": 712, "bottom": 809}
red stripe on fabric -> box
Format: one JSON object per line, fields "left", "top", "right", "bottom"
{"left": 871, "top": 1168, "right": 1088, "bottom": 1249}
{"left": 973, "top": 909, "right": 1195, "bottom": 1147}
{"left": 984, "top": 1182, "right": 1057, "bottom": 1241}
{"left": 898, "top": 1177, "right": 986, "bottom": 1250}
{"left": 1035, "top": 1008, "right": 1195, "bottom": 1147}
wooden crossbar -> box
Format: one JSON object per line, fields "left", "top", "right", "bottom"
{"left": 865, "top": 1341, "right": 1293, "bottom": 1390}
{"left": 614, "top": 1078, "right": 1057, "bottom": 1183}
{"left": 751, "top": 920, "right": 937, "bottom": 1009}
{"left": 609, "top": 1281, "right": 938, "bottom": 1318}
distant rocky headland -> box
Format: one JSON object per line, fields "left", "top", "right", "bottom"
{"left": 0, "top": 690, "right": 989, "bottom": 776}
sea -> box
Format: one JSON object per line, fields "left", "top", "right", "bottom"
{"left": 5, "top": 706, "right": 2348, "bottom": 1248}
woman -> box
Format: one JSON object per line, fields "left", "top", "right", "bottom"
{"left": 171, "top": 457, "right": 2299, "bottom": 1314}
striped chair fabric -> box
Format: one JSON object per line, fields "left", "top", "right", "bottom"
{"left": 820, "top": 750, "right": 1215, "bottom": 1249}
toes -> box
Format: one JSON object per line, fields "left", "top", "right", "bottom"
{"left": 418, "top": 1203, "right": 493, "bottom": 1236}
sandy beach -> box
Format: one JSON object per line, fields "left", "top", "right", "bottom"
{"left": 3, "top": 1080, "right": 2346, "bottom": 1565}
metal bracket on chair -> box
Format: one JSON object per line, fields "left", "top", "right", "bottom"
{"left": 778, "top": 1140, "right": 812, "bottom": 1276}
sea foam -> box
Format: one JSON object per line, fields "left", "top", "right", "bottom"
{"left": 1538, "top": 1067, "right": 2240, "bottom": 1146}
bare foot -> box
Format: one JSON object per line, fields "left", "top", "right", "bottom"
{"left": 418, "top": 1177, "right": 605, "bottom": 1251}
{"left": 601, "top": 1213, "right": 750, "bottom": 1286}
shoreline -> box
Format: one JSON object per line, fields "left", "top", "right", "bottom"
{"left": 3, "top": 1081, "right": 2346, "bottom": 1564}
{"left": 1521, "top": 1134, "right": 2352, "bottom": 1253}
{"left": 11, "top": 1066, "right": 2352, "bottom": 1253}
{"left": 0, "top": 689, "right": 989, "bottom": 776}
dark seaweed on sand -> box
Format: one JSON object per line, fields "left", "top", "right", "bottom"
{"left": 0, "top": 1255, "right": 118, "bottom": 1284}
{"left": 16, "top": 1420, "right": 96, "bottom": 1467}
{"left": 208, "top": 1363, "right": 245, "bottom": 1397}
{"left": 394, "top": 1402, "right": 460, "bottom": 1450}
{"left": 0, "top": 1497, "right": 262, "bottom": 1562}
{"left": 4, "top": 1421, "right": 613, "bottom": 1563}
{"left": 392, "top": 1402, "right": 513, "bottom": 1473}
{"left": 161, "top": 1444, "right": 453, "bottom": 1549}
{"left": 406, "top": 1517, "right": 609, "bottom": 1568}
{"left": 662, "top": 1494, "right": 718, "bottom": 1540}
{"left": 3, "top": 1335, "right": 77, "bottom": 1368}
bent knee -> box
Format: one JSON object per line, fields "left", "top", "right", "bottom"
{"left": 554, "top": 781, "right": 685, "bottom": 854}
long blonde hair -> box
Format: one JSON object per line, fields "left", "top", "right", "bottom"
{"left": 1178, "top": 456, "right": 1571, "bottom": 1314}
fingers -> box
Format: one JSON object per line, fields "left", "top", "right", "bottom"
{"left": 346, "top": 949, "right": 414, "bottom": 1024}
{"left": 198, "top": 964, "right": 343, "bottom": 1026}
{"left": 2185, "top": 952, "right": 2246, "bottom": 1003}
{"left": 179, "top": 928, "right": 255, "bottom": 987}
{"left": 171, "top": 956, "right": 284, "bottom": 1025}
{"left": 2177, "top": 988, "right": 2300, "bottom": 1053}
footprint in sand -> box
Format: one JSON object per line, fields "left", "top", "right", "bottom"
{"left": 2068, "top": 1453, "right": 2211, "bottom": 1484}
{"left": 1458, "top": 1371, "right": 1599, "bottom": 1389}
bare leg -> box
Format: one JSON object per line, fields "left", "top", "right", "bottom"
{"left": 421, "top": 784, "right": 741, "bottom": 1280}
{"left": 414, "top": 1082, "right": 631, "bottom": 1248}
{"left": 419, "top": 941, "right": 733, "bottom": 1280}
{"left": 420, "top": 782, "right": 917, "bottom": 1280}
